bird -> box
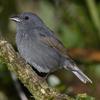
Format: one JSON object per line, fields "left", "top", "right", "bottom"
{"left": 10, "top": 12, "right": 92, "bottom": 84}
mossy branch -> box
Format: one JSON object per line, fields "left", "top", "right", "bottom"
{"left": 0, "top": 39, "right": 73, "bottom": 100}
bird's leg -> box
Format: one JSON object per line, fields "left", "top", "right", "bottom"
{"left": 43, "top": 73, "right": 50, "bottom": 80}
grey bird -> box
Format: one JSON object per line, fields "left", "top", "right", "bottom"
{"left": 10, "top": 12, "right": 92, "bottom": 84}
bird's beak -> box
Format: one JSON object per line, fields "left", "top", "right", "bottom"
{"left": 10, "top": 16, "right": 21, "bottom": 22}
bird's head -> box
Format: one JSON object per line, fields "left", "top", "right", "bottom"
{"left": 10, "top": 12, "right": 44, "bottom": 29}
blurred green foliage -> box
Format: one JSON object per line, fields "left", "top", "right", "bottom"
{"left": 76, "top": 93, "right": 95, "bottom": 100}
{"left": 0, "top": 0, "right": 100, "bottom": 99}
{"left": 0, "top": 0, "right": 17, "bottom": 33}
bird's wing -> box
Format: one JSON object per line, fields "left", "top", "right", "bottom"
{"left": 39, "top": 30, "right": 67, "bottom": 56}
{"left": 37, "top": 27, "right": 92, "bottom": 83}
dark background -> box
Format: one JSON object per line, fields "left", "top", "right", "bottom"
{"left": 0, "top": 0, "right": 100, "bottom": 100}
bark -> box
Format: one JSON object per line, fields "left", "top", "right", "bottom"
{"left": 0, "top": 39, "right": 73, "bottom": 100}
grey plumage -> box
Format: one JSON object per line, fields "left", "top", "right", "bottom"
{"left": 10, "top": 12, "right": 92, "bottom": 83}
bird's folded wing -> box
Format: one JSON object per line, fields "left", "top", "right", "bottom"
{"left": 34, "top": 26, "right": 69, "bottom": 57}
{"left": 39, "top": 34, "right": 67, "bottom": 56}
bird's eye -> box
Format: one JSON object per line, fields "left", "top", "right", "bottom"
{"left": 24, "top": 16, "right": 29, "bottom": 20}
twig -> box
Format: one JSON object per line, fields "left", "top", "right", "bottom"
{"left": 10, "top": 72, "right": 28, "bottom": 100}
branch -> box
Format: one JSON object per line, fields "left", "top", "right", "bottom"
{"left": 0, "top": 39, "right": 72, "bottom": 100}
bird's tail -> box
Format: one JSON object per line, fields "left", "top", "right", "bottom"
{"left": 63, "top": 59, "right": 92, "bottom": 84}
